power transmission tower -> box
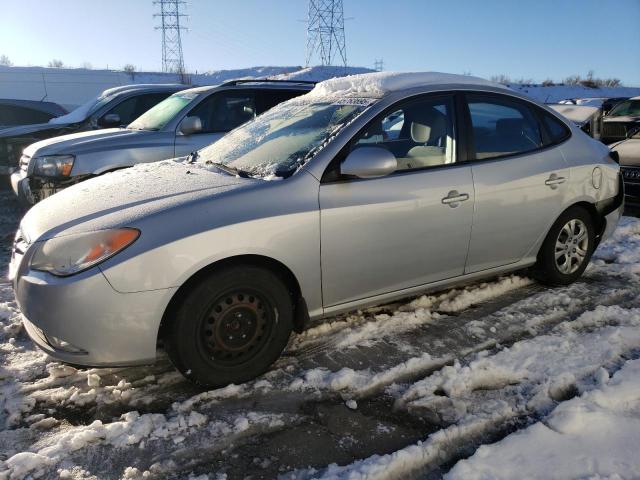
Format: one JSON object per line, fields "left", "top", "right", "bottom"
{"left": 306, "top": 0, "right": 347, "bottom": 68}
{"left": 153, "top": 0, "right": 187, "bottom": 75}
{"left": 374, "top": 58, "right": 384, "bottom": 71}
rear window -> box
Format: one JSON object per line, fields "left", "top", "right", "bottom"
{"left": 0, "top": 105, "right": 55, "bottom": 126}
{"left": 466, "top": 94, "right": 544, "bottom": 160}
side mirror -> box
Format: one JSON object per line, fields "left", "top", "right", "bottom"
{"left": 179, "top": 116, "right": 203, "bottom": 136}
{"left": 341, "top": 147, "right": 397, "bottom": 179}
{"left": 98, "top": 113, "right": 121, "bottom": 127}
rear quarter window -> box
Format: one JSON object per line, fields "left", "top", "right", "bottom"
{"left": 540, "top": 110, "right": 571, "bottom": 145}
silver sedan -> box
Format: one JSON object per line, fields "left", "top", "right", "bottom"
{"left": 11, "top": 73, "right": 623, "bottom": 387}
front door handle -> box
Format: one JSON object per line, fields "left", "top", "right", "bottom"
{"left": 545, "top": 173, "right": 566, "bottom": 189}
{"left": 441, "top": 190, "right": 470, "bottom": 207}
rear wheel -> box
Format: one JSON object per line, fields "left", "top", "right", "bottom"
{"left": 533, "top": 206, "right": 595, "bottom": 286}
{"left": 164, "top": 266, "right": 293, "bottom": 388}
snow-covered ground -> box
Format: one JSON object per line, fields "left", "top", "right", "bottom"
{"left": 1, "top": 186, "right": 640, "bottom": 479}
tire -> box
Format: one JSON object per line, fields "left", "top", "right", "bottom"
{"left": 164, "top": 265, "right": 294, "bottom": 388}
{"left": 533, "top": 206, "right": 595, "bottom": 286}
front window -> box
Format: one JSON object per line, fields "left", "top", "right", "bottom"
{"left": 350, "top": 95, "right": 455, "bottom": 171}
{"left": 608, "top": 99, "right": 640, "bottom": 117}
{"left": 197, "top": 98, "right": 372, "bottom": 178}
{"left": 128, "top": 92, "right": 198, "bottom": 131}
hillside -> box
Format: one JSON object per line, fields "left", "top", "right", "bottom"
{"left": 0, "top": 64, "right": 638, "bottom": 109}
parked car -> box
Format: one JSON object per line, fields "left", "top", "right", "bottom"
{"left": 548, "top": 103, "right": 602, "bottom": 140}
{"left": 0, "top": 99, "right": 67, "bottom": 128}
{"left": 602, "top": 97, "right": 629, "bottom": 116}
{"left": 10, "top": 80, "right": 314, "bottom": 205}
{"left": 10, "top": 72, "right": 623, "bottom": 387}
{"left": 0, "top": 84, "right": 185, "bottom": 175}
{"left": 610, "top": 129, "right": 640, "bottom": 211}
{"left": 601, "top": 96, "right": 640, "bottom": 144}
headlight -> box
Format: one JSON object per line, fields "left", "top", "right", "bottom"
{"left": 30, "top": 228, "right": 140, "bottom": 277}
{"left": 33, "top": 154, "right": 75, "bottom": 177}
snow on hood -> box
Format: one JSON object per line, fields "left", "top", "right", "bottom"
{"left": 548, "top": 104, "right": 599, "bottom": 125}
{"left": 22, "top": 128, "right": 136, "bottom": 157}
{"left": 308, "top": 71, "right": 506, "bottom": 98}
{"left": 20, "top": 159, "right": 251, "bottom": 242}
{"left": 48, "top": 96, "right": 97, "bottom": 125}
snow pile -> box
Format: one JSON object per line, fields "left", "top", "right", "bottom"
{"left": 447, "top": 358, "right": 640, "bottom": 480}
{"left": 309, "top": 71, "right": 506, "bottom": 98}
{"left": 0, "top": 410, "right": 290, "bottom": 479}
{"left": 509, "top": 83, "right": 640, "bottom": 104}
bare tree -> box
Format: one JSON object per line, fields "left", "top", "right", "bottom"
{"left": 123, "top": 64, "right": 136, "bottom": 74}
{"left": 0, "top": 54, "right": 12, "bottom": 66}
{"left": 48, "top": 59, "right": 64, "bottom": 68}
{"left": 563, "top": 75, "right": 582, "bottom": 85}
{"left": 542, "top": 78, "right": 555, "bottom": 87}
{"left": 490, "top": 74, "right": 512, "bottom": 85}
{"left": 81, "top": 61, "right": 93, "bottom": 70}
{"left": 603, "top": 78, "right": 622, "bottom": 87}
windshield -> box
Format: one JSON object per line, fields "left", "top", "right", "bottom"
{"left": 128, "top": 92, "right": 197, "bottom": 131}
{"left": 197, "top": 98, "right": 372, "bottom": 178}
{"left": 48, "top": 94, "right": 114, "bottom": 125}
{"left": 608, "top": 99, "right": 640, "bottom": 117}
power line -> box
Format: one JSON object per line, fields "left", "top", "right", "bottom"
{"left": 306, "top": 0, "right": 347, "bottom": 68}
{"left": 153, "top": 0, "right": 187, "bottom": 75}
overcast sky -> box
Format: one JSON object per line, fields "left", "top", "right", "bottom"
{"left": 0, "top": 0, "right": 638, "bottom": 85}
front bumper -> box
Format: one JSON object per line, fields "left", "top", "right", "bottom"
{"left": 10, "top": 169, "right": 33, "bottom": 205}
{"left": 621, "top": 167, "right": 640, "bottom": 213}
{"left": 10, "top": 169, "right": 88, "bottom": 206}
{"left": 12, "top": 246, "right": 177, "bottom": 367}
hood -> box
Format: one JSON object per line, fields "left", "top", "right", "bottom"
{"left": 0, "top": 121, "right": 73, "bottom": 139}
{"left": 612, "top": 139, "right": 640, "bottom": 167}
{"left": 20, "top": 159, "right": 254, "bottom": 242}
{"left": 603, "top": 115, "right": 640, "bottom": 124}
{"left": 548, "top": 104, "right": 598, "bottom": 126}
{"left": 23, "top": 128, "right": 143, "bottom": 157}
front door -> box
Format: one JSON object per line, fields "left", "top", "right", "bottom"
{"left": 319, "top": 94, "right": 475, "bottom": 308}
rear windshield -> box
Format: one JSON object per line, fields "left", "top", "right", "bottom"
{"left": 128, "top": 92, "right": 198, "bottom": 131}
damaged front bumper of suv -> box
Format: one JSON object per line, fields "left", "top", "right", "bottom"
{"left": 10, "top": 167, "right": 89, "bottom": 206}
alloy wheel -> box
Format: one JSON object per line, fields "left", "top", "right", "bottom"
{"left": 554, "top": 219, "right": 589, "bottom": 274}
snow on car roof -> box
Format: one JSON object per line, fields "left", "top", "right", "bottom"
{"left": 308, "top": 71, "right": 507, "bottom": 98}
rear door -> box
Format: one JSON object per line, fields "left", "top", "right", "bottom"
{"left": 319, "top": 93, "right": 475, "bottom": 307}
{"left": 463, "top": 92, "right": 571, "bottom": 273}
{"left": 174, "top": 90, "right": 256, "bottom": 157}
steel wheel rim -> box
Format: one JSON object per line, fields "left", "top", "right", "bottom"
{"left": 554, "top": 218, "right": 589, "bottom": 275}
{"left": 200, "top": 290, "right": 273, "bottom": 366}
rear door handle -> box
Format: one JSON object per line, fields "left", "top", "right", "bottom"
{"left": 545, "top": 174, "right": 566, "bottom": 189}
{"left": 441, "top": 190, "right": 470, "bottom": 207}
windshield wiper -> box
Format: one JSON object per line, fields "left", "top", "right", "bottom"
{"left": 207, "top": 161, "right": 251, "bottom": 178}
{"left": 186, "top": 151, "right": 199, "bottom": 163}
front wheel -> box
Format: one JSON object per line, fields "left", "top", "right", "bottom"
{"left": 533, "top": 206, "right": 595, "bottom": 286}
{"left": 164, "top": 266, "right": 294, "bottom": 388}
